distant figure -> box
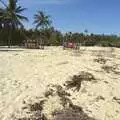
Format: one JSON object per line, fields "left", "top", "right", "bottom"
{"left": 63, "top": 42, "right": 67, "bottom": 49}
{"left": 74, "top": 43, "right": 80, "bottom": 50}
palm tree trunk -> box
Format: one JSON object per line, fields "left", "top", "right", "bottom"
{"left": 8, "top": 28, "right": 12, "bottom": 48}
{"left": 41, "top": 39, "right": 44, "bottom": 49}
{"left": 40, "top": 31, "right": 44, "bottom": 49}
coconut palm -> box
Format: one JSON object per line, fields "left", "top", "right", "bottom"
{"left": 34, "top": 11, "right": 51, "bottom": 29}
{"left": 0, "top": 6, "right": 7, "bottom": 29}
{"left": 0, "top": 0, "right": 28, "bottom": 47}
{"left": 33, "top": 11, "right": 52, "bottom": 49}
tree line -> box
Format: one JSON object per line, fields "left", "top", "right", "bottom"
{"left": 0, "top": 0, "right": 120, "bottom": 47}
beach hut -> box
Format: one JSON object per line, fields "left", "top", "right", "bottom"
{"left": 25, "top": 39, "right": 39, "bottom": 49}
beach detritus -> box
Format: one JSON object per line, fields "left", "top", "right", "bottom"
{"left": 101, "top": 65, "right": 120, "bottom": 74}
{"left": 16, "top": 99, "right": 47, "bottom": 120}
{"left": 44, "top": 84, "right": 71, "bottom": 108}
{"left": 94, "top": 57, "right": 107, "bottom": 64}
{"left": 59, "top": 96, "right": 72, "bottom": 108}
{"left": 65, "top": 72, "right": 96, "bottom": 91}
{"left": 29, "top": 100, "right": 45, "bottom": 112}
{"left": 104, "top": 81, "right": 109, "bottom": 84}
{"left": 56, "top": 85, "right": 71, "bottom": 98}
{"left": 56, "top": 61, "right": 69, "bottom": 66}
{"left": 44, "top": 88, "right": 54, "bottom": 98}
{"left": 113, "top": 97, "right": 120, "bottom": 104}
{"left": 15, "top": 81, "right": 97, "bottom": 120}
{"left": 102, "top": 65, "right": 115, "bottom": 73}
{"left": 95, "top": 96, "right": 105, "bottom": 102}
{"left": 44, "top": 84, "right": 71, "bottom": 98}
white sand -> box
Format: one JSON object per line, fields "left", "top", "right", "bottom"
{"left": 0, "top": 46, "right": 120, "bottom": 120}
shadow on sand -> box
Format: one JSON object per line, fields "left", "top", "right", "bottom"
{"left": 53, "top": 108, "right": 96, "bottom": 120}
{"left": 0, "top": 49, "right": 23, "bottom": 52}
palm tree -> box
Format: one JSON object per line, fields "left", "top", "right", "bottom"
{"left": 34, "top": 11, "right": 51, "bottom": 29}
{"left": 33, "top": 11, "right": 52, "bottom": 49}
{"left": 0, "top": 0, "right": 28, "bottom": 47}
{"left": 0, "top": 4, "right": 7, "bottom": 29}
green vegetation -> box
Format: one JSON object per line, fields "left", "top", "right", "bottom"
{"left": 0, "top": 0, "right": 28, "bottom": 47}
{"left": 0, "top": 0, "right": 120, "bottom": 47}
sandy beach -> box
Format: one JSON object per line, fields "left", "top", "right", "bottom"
{"left": 0, "top": 46, "right": 120, "bottom": 120}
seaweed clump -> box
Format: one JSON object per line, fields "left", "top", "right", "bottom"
{"left": 65, "top": 71, "right": 96, "bottom": 91}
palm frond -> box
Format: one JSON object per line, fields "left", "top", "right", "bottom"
{"left": 0, "top": 0, "right": 28, "bottom": 29}
{"left": 16, "top": 14, "right": 28, "bottom": 22}
{"left": 0, "top": 0, "right": 7, "bottom": 8}
{"left": 15, "top": 6, "right": 27, "bottom": 13}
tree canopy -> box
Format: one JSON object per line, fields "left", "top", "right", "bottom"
{"left": 0, "top": 0, "right": 120, "bottom": 47}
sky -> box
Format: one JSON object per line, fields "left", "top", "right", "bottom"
{"left": 1, "top": 0, "right": 120, "bottom": 34}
